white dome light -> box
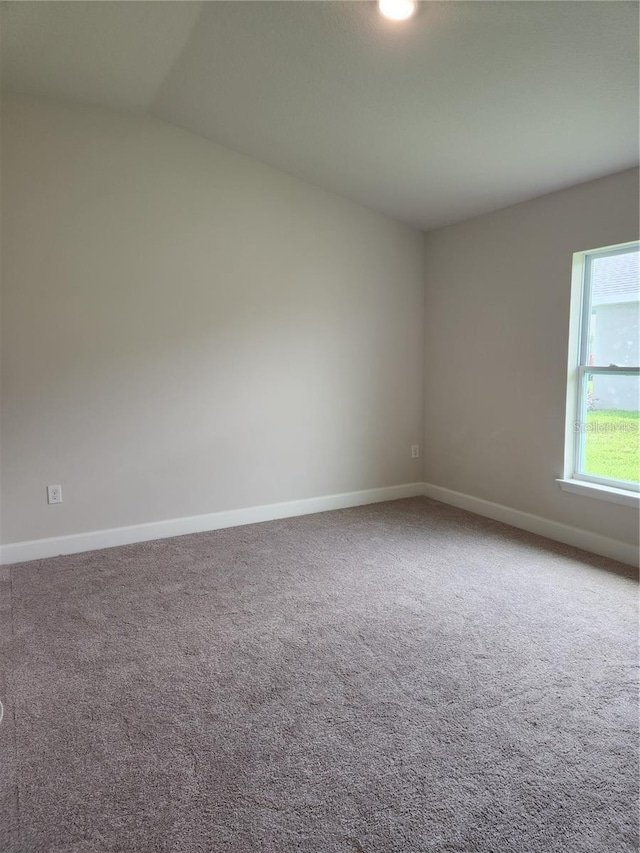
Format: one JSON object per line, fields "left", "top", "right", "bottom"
{"left": 378, "top": 0, "right": 417, "bottom": 21}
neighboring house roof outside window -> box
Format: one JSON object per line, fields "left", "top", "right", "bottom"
{"left": 591, "top": 250, "right": 639, "bottom": 307}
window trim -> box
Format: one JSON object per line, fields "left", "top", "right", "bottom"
{"left": 556, "top": 477, "right": 640, "bottom": 508}
{"left": 561, "top": 241, "right": 639, "bottom": 501}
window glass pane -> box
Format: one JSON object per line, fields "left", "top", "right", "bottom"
{"left": 580, "top": 372, "right": 640, "bottom": 484}
{"left": 588, "top": 250, "right": 639, "bottom": 367}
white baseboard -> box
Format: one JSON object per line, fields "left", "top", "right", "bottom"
{"left": 422, "top": 482, "right": 639, "bottom": 568}
{"left": 0, "top": 482, "right": 425, "bottom": 566}
{"left": 3, "top": 480, "right": 637, "bottom": 568}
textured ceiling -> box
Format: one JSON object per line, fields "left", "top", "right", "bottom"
{"left": 0, "top": 2, "right": 202, "bottom": 110}
{"left": 2, "top": 1, "right": 638, "bottom": 229}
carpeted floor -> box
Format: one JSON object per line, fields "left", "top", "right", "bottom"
{"left": 0, "top": 497, "right": 638, "bottom": 853}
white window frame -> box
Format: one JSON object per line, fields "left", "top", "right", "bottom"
{"left": 557, "top": 240, "right": 640, "bottom": 507}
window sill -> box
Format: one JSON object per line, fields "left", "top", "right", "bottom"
{"left": 556, "top": 478, "right": 640, "bottom": 508}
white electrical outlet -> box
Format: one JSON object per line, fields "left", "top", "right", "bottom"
{"left": 47, "top": 485, "right": 62, "bottom": 504}
{"left": 411, "top": 445, "right": 420, "bottom": 459}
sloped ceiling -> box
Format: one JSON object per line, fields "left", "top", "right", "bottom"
{"left": 0, "top": 2, "right": 202, "bottom": 110}
{"left": 2, "top": 1, "right": 638, "bottom": 229}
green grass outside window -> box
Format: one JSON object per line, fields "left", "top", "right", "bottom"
{"left": 583, "top": 410, "right": 640, "bottom": 484}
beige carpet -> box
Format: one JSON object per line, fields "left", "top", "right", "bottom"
{"left": 1, "top": 497, "right": 637, "bottom": 852}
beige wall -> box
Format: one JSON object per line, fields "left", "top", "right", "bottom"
{"left": 2, "top": 96, "right": 637, "bottom": 552}
{"left": 1, "top": 96, "right": 425, "bottom": 543}
{"left": 423, "top": 168, "right": 640, "bottom": 547}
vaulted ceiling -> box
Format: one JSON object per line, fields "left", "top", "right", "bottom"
{"left": 2, "top": 1, "right": 638, "bottom": 229}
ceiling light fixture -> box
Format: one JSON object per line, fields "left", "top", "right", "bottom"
{"left": 378, "top": 0, "right": 417, "bottom": 21}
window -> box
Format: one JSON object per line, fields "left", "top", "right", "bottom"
{"left": 560, "top": 241, "right": 639, "bottom": 504}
